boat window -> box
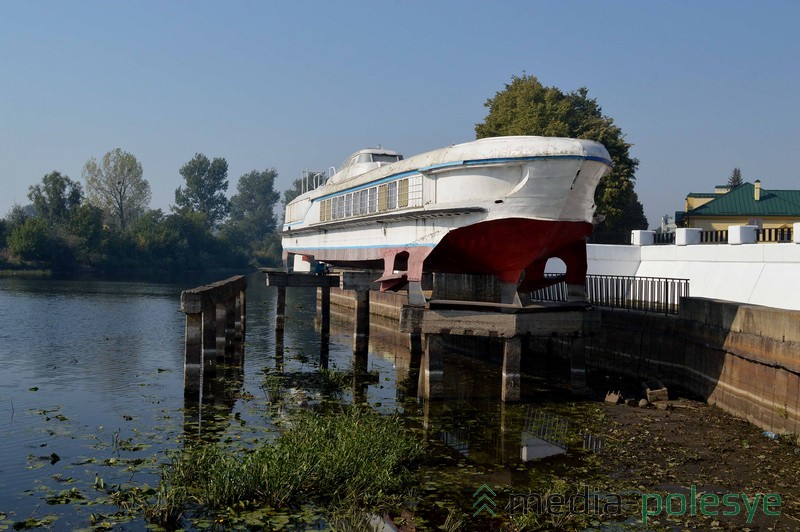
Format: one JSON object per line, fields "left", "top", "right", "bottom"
{"left": 373, "top": 154, "right": 400, "bottom": 164}
{"left": 356, "top": 154, "right": 372, "bottom": 164}
{"left": 368, "top": 187, "right": 377, "bottom": 213}
{"left": 387, "top": 181, "right": 398, "bottom": 210}
{"left": 398, "top": 179, "right": 409, "bottom": 208}
{"left": 378, "top": 184, "right": 388, "bottom": 212}
{"left": 344, "top": 193, "right": 353, "bottom": 217}
{"left": 334, "top": 196, "right": 343, "bottom": 219}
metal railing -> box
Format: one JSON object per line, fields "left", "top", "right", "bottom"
{"left": 653, "top": 232, "right": 675, "bottom": 244}
{"left": 701, "top": 229, "right": 728, "bottom": 243}
{"left": 758, "top": 227, "right": 793, "bottom": 242}
{"left": 530, "top": 274, "right": 690, "bottom": 314}
{"left": 653, "top": 227, "right": 794, "bottom": 245}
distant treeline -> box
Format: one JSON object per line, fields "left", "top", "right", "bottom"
{"left": 0, "top": 150, "right": 292, "bottom": 273}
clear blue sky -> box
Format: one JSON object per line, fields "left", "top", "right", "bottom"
{"left": 2, "top": 1, "right": 799, "bottom": 229}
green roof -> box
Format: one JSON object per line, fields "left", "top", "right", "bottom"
{"left": 686, "top": 192, "right": 719, "bottom": 198}
{"left": 687, "top": 182, "right": 800, "bottom": 217}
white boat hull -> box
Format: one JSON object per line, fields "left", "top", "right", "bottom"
{"left": 281, "top": 136, "right": 612, "bottom": 298}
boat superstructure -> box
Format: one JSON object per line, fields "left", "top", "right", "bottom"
{"left": 281, "top": 136, "right": 612, "bottom": 305}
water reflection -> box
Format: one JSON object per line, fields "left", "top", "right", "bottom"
{"left": 0, "top": 272, "right": 597, "bottom": 529}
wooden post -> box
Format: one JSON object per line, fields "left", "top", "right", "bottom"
{"left": 502, "top": 336, "right": 522, "bottom": 402}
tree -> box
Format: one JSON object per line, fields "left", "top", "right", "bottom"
{"left": 728, "top": 167, "right": 743, "bottom": 187}
{"left": 4, "top": 203, "right": 32, "bottom": 232}
{"left": 475, "top": 75, "right": 648, "bottom": 243}
{"left": 224, "top": 168, "right": 281, "bottom": 255}
{"left": 27, "top": 171, "right": 83, "bottom": 225}
{"left": 83, "top": 148, "right": 151, "bottom": 232}
{"left": 173, "top": 153, "right": 230, "bottom": 227}
{"left": 7, "top": 217, "right": 52, "bottom": 261}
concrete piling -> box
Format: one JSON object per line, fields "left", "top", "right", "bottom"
{"left": 180, "top": 275, "right": 247, "bottom": 402}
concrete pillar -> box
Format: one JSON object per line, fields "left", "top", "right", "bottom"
{"left": 184, "top": 313, "right": 202, "bottom": 399}
{"left": 235, "top": 290, "right": 246, "bottom": 342}
{"left": 276, "top": 286, "right": 286, "bottom": 331}
{"left": 320, "top": 285, "right": 330, "bottom": 340}
{"left": 225, "top": 298, "right": 236, "bottom": 352}
{"left": 404, "top": 332, "right": 423, "bottom": 399}
{"left": 419, "top": 335, "right": 444, "bottom": 400}
{"left": 631, "top": 230, "right": 655, "bottom": 246}
{"left": 676, "top": 228, "right": 702, "bottom": 246}
{"left": 570, "top": 336, "right": 588, "bottom": 396}
{"left": 202, "top": 309, "right": 217, "bottom": 380}
{"left": 499, "top": 402, "right": 522, "bottom": 464}
{"left": 354, "top": 289, "right": 370, "bottom": 354}
{"left": 729, "top": 225, "right": 758, "bottom": 244}
{"left": 215, "top": 303, "right": 227, "bottom": 357}
{"left": 502, "top": 336, "right": 522, "bottom": 402}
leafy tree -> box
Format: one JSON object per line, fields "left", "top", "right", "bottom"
{"left": 67, "top": 203, "right": 106, "bottom": 264}
{"left": 224, "top": 168, "right": 281, "bottom": 254}
{"left": 7, "top": 217, "right": 52, "bottom": 261}
{"left": 83, "top": 148, "right": 152, "bottom": 232}
{"left": 475, "top": 74, "right": 648, "bottom": 243}
{"left": 728, "top": 167, "right": 743, "bottom": 187}
{"left": 173, "top": 153, "right": 230, "bottom": 228}
{"left": 4, "top": 204, "right": 32, "bottom": 231}
{"left": 27, "top": 171, "right": 83, "bottom": 226}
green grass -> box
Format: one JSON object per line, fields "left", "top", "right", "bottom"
{"left": 148, "top": 408, "right": 423, "bottom": 527}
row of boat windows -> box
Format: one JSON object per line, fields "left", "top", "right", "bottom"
{"left": 319, "top": 177, "right": 422, "bottom": 221}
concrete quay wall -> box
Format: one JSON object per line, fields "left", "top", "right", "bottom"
{"left": 575, "top": 298, "right": 800, "bottom": 439}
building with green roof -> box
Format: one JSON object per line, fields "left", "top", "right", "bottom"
{"left": 681, "top": 181, "right": 800, "bottom": 231}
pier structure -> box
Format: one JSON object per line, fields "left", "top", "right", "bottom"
{"left": 264, "top": 269, "right": 377, "bottom": 351}
{"left": 266, "top": 266, "right": 598, "bottom": 402}
{"left": 401, "top": 300, "right": 599, "bottom": 402}
{"left": 180, "top": 275, "right": 247, "bottom": 400}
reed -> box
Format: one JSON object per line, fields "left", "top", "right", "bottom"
{"left": 150, "top": 408, "right": 423, "bottom": 526}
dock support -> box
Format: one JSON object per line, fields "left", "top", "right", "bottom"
{"left": 502, "top": 337, "right": 522, "bottom": 402}
{"left": 276, "top": 286, "right": 286, "bottom": 332}
{"left": 180, "top": 275, "right": 247, "bottom": 403}
{"left": 184, "top": 313, "right": 202, "bottom": 398}
{"left": 570, "top": 336, "right": 588, "bottom": 395}
{"left": 319, "top": 284, "right": 331, "bottom": 340}
{"left": 419, "top": 335, "right": 444, "bottom": 399}
{"left": 354, "top": 288, "right": 370, "bottom": 354}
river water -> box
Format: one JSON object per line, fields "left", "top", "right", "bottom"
{"left": 0, "top": 272, "right": 604, "bottom": 530}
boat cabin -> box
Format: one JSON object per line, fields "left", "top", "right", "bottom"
{"left": 328, "top": 148, "right": 404, "bottom": 185}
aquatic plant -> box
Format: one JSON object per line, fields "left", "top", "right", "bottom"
{"left": 147, "top": 408, "right": 423, "bottom": 527}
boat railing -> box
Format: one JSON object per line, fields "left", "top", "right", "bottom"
{"left": 301, "top": 170, "right": 328, "bottom": 194}
{"left": 530, "top": 274, "right": 690, "bottom": 314}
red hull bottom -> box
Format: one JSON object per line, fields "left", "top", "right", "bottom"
{"left": 293, "top": 218, "right": 592, "bottom": 297}
{"left": 423, "top": 218, "right": 592, "bottom": 291}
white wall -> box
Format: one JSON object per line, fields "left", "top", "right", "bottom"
{"left": 587, "top": 243, "right": 800, "bottom": 311}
